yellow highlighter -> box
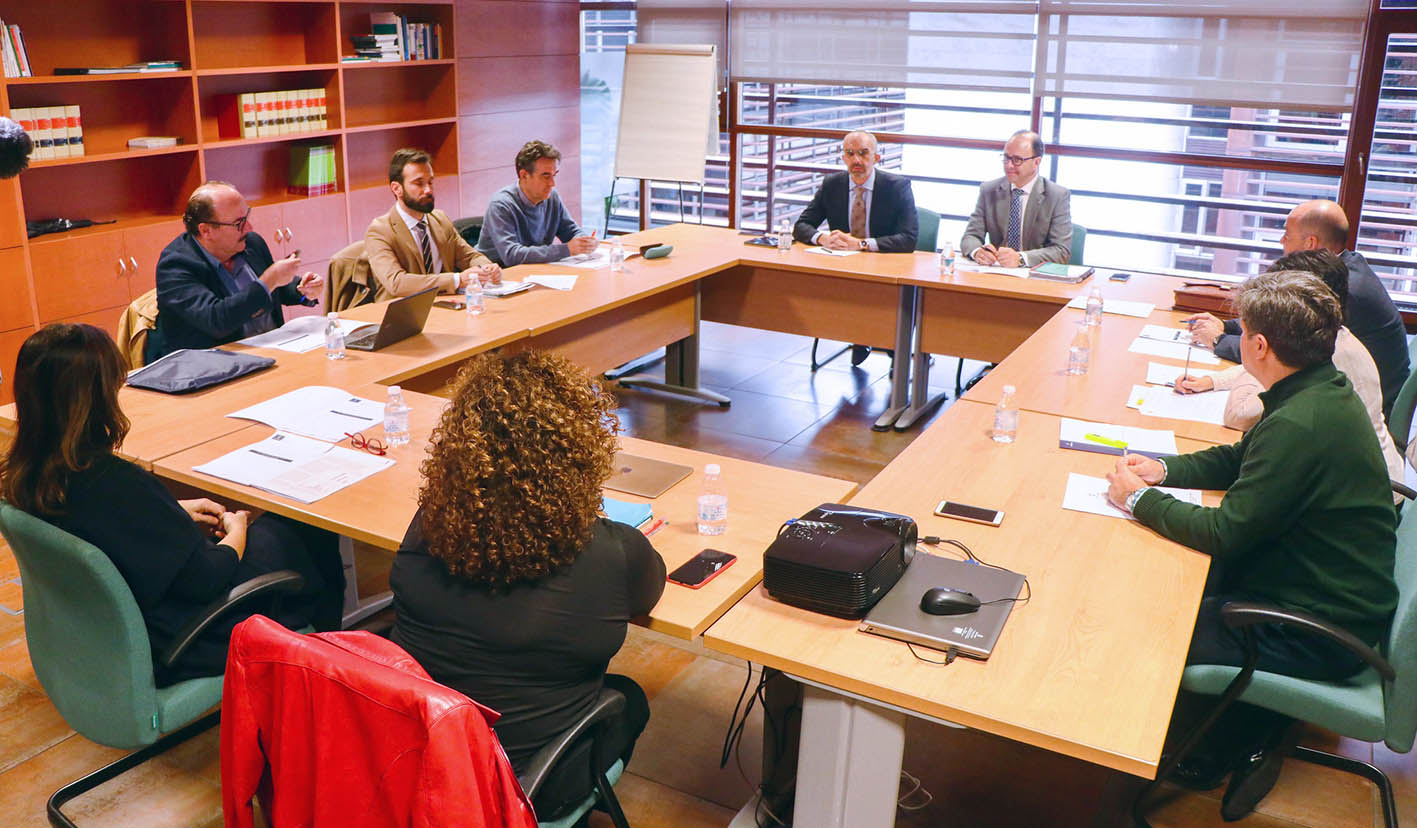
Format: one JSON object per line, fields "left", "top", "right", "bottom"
{"left": 1084, "top": 432, "right": 1129, "bottom": 453}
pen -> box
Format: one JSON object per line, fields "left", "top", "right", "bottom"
{"left": 642, "top": 518, "right": 667, "bottom": 537}
{"left": 250, "top": 449, "right": 292, "bottom": 462}
{"left": 329, "top": 409, "right": 375, "bottom": 421}
{"left": 1177, "top": 319, "right": 1194, "bottom": 393}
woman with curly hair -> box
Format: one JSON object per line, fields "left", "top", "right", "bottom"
{"left": 390, "top": 350, "right": 665, "bottom": 822}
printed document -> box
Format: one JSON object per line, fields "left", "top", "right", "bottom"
{"left": 239, "top": 316, "right": 373, "bottom": 353}
{"left": 955, "top": 262, "right": 1030, "bottom": 278}
{"left": 1058, "top": 417, "right": 1178, "bottom": 458}
{"left": 227, "top": 386, "right": 385, "bottom": 442}
{"left": 1127, "top": 337, "right": 1221, "bottom": 365}
{"left": 193, "top": 431, "right": 393, "bottom": 504}
{"left": 1133, "top": 385, "right": 1231, "bottom": 426}
{"left": 1062, "top": 473, "right": 1202, "bottom": 521}
{"left": 804, "top": 246, "right": 860, "bottom": 257}
{"left": 554, "top": 248, "right": 612, "bottom": 269}
{"left": 1145, "top": 362, "right": 1217, "bottom": 386}
{"left": 526, "top": 273, "right": 580, "bottom": 291}
{"left": 1138, "top": 324, "right": 1192, "bottom": 344}
{"left": 1064, "top": 296, "right": 1155, "bottom": 318}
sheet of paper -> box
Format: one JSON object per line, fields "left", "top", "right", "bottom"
{"left": 1124, "top": 384, "right": 1151, "bottom": 410}
{"left": 955, "top": 262, "right": 1030, "bottom": 278}
{"left": 239, "top": 316, "right": 372, "bottom": 353}
{"left": 1064, "top": 297, "right": 1155, "bottom": 318}
{"left": 1127, "top": 337, "right": 1221, "bottom": 365}
{"left": 526, "top": 273, "right": 579, "bottom": 291}
{"left": 1145, "top": 362, "right": 1217, "bottom": 386}
{"left": 1061, "top": 473, "right": 1203, "bottom": 521}
{"left": 1138, "top": 324, "right": 1192, "bottom": 344}
{"left": 1058, "top": 417, "right": 1179, "bottom": 457}
{"left": 1135, "top": 385, "right": 1231, "bottom": 426}
{"left": 804, "top": 246, "right": 860, "bottom": 257}
{"left": 554, "top": 248, "right": 612, "bottom": 269}
{"left": 227, "top": 386, "right": 385, "bottom": 442}
{"left": 193, "top": 431, "right": 393, "bottom": 504}
{"left": 483, "top": 280, "right": 532, "bottom": 297}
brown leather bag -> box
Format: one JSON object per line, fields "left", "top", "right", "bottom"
{"left": 1173, "top": 281, "right": 1238, "bottom": 317}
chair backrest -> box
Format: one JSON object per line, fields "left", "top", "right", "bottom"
{"left": 0, "top": 502, "right": 163, "bottom": 749}
{"left": 1070, "top": 224, "right": 1088, "bottom": 266}
{"left": 915, "top": 207, "right": 940, "bottom": 253}
{"left": 115, "top": 288, "right": 159, "bottom": 370}
{"left": 325, "top": 240, "right": 372, "bottom": 312}
{"left": 453, "top": 215, "right": 483, "bottom": 248}
{"left": 1384, "top": 498, "right": 1417, "bottom": 751}
{"left": 1385, "top": 336, "right": 1417, "bottom": 451}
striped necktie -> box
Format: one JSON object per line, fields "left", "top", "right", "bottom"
{"left": 1007, "top": 188, "right": 1024, "bottom": 250}
{"left": 414, "top": 220, "right": 434, "bottom": 273}
{"left": 850, "top": 185, "right": 867, "bottom": 239}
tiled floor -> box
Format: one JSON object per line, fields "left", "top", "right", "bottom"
{"left": 0, "top": 322, "right": 1411, "bottom": 827}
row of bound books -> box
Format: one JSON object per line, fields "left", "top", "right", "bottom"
{"left": 346, "top": 12, "right": 441, "bottom": 62}
{"left": 288, "top": 145, "right": 336, "bottom": 198}
{"left": 12, "top": 107, "right": 84, "bottom": 160}
{"left": 0, "top": 19, "right": 31, "bottom": 77}
{"left": 218, "top": 90, "right": 329, "bottom": 140}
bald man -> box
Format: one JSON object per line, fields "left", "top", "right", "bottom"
{"left": 1188, "top": 199, "right": 1409, "bottom": 418}
{"left": 148, "top": 181, "right": 324, "bottom": 361}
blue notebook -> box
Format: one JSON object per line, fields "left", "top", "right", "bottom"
{"left": 602, "top": 496, "right": 653, "bottom": 528}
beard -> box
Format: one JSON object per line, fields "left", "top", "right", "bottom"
{"left": 402, "top": 191, "right": 435, "bottom": 214}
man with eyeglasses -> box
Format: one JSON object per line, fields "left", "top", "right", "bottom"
{"left": 148, "top": 181, "right": 323, "bottom": 361}
{"left": 794, "top": 130, "right": 919, "bottom": 364}
{"left": 961, "top": 130, "right": 1072, "bottom": 268}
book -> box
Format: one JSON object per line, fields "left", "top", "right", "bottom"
{"left": 32, "top": 108, "right": 53, "bottom": 160}
{"left": 255, "top": 91, "right": 275, "bottom": 138}
{"left": 64, "top": 105, "right": 83, "bottom": 157}
{"left": 9, "top": 25, "right": 31, "bottom": 77}
{"left": 1028, "top": 262, "right": 1096, "bottom": 283}
{"left": 240, "top": 93, "right": 257, "bottom": 138}
{"left": 128, "top": 136, "right": 179, "bottom": 149}
{"left": 45, "top": 107, "right": 69, "bottom": 159}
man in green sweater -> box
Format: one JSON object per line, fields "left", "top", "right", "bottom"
{"left": 1105, "top": 269, "right": 1397, "bottom": 819}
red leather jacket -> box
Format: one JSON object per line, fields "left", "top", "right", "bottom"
{"left": 221, "top": 615, "right": 538, "bottom": 828}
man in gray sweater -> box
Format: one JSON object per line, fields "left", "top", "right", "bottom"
{"left": 476, "top": 140, "right": 597, "bottom": 266}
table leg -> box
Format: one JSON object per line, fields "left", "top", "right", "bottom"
{"left": 616, "top": 283, "right": 731, "bottom": 407}
{"left": 339, "top": 536, "right": 392, "bottom": 628}
{"left": 872, "top": 285, "right": 916, "bottom": 430}
{"left": 794, "top": 684, "right": 906, "bottom": 828}
{"left": 894, "top": 286, "right": 949, "bottom": 431}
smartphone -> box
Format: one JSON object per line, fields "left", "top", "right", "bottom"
{"left": 1109, "top": 272, "right": 1132, "bottom": 282}
{"left": 433, "top": 299, "right": 466, "bottom": 310}
{"left": 934, "top": 500, "right": 1004, "bottom": 527}
{"left": 667, "top": 549, "right": 737, "bottom": 588}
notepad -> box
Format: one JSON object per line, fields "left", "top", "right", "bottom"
{"left": 602, "top": 496, "right": 652, "bottom": 528}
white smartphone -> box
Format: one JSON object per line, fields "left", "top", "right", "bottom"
{"left": 934, "top": 500, "right": 1004, "bottom": 527}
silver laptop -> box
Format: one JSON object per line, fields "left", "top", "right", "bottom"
{"left": 859, "top": 553, "right": 1026, "bottom": 660}
{"left": 346, "top": 287, "right": 437, "bottom": 351}
{"left": 603, "top": 451, "right": 693, "bottom": 498}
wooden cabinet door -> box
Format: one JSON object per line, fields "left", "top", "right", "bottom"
{"left": 282, "top": 194, "right": 350, "bottom": 263}
{"left": 122, "top": 220, "right": 184, "bottom": 299}
{"left": 0, "top": 179, "right": 23, "bottom": 251}
{"left": 0, "top": 247, "right": 34, "bottom": 332}
{"left": 29, "top": 229, "right": 128, "bottom": 323}
{"left": 249, "top": 202, "right": 287, "bottom": 256}
{"left": 0, "top": 325, "right": 34, "bottom": 407}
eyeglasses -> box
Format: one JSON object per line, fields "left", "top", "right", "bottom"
{"left": 1002, "top": 154, "right": 1040, "bottom": 167}
{"left": 205, "top": 209, "right": 252, "bottom": 231}
{"left": 843, "top": 148, "right": 876, "bottom": 159}
{"left": 344, "top": 432, "right": 387, "bottom": 456}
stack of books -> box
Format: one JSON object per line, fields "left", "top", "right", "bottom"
{"left": 54, "top": 60, "right": 182, "bottom": 75}
{"left": 12, "top": 107, "right": 83, "bottom": 159}
{"left": 217, "top": 89, "right": 328, "bottom": 140}
{"left": 288, "top": 145, "right": 336, "bottom": 197}
{"left": 345, "top": 12, "right": 442, "bottom": 62}
{"left": 0, "top": 19, "right": 31, "bottom": 77}
{"left": 128, "top": 136, "right": 180, "bottom": 149}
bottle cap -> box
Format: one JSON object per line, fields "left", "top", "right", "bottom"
{"left": 327, "top": 311, "right": 338, "bottom": 318}
{"left": 705, "top": 463, "right": 721, "bottom": 475}
{"left": 389, "top": 385, "right": 401, "bottom": 395}
{"left": 1003, "top": 385, "right": 1016, "bottom": 394}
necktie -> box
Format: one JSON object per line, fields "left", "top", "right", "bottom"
{"left": 1007, "top": 188, "right": 1024, "bottom": 250}
{"left": 414, "top": 220, "right": 434, "bottom": 273}
{"left": 850, "top": 185, "right": 867, "bottom": 239}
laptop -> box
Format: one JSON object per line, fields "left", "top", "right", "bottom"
{"left": 603, "top": 451, "right": 693, "bottom": 498}
{"left": 346, "top": 287, "right": 438, "bottom": 351}
{"left": 858, "top": 553, "right": 1026, "bottom": 660}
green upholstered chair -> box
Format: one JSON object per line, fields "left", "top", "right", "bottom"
{"left": 1385, "top": 335, "right": 1417, "bottom": 451}
{"left": 1134, "top": 484, "right": 1417, "bottom": 828}
{"left": 1069, "top": 223, "right": 1087, "bottom": 266}
{"left": 453, "top": 215, "right": 484, "bottom": 248}
{"left": 0, "top": 501, "right": 302, "bottom": 828}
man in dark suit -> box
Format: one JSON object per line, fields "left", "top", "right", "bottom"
{"left": 794, "top": 130, "right": 919, "bottom": 363}
{"left": 1186, "top": 199, "right": 1410, "bottom": 418}
{"left": 961, "top": 130, "right": 1072, "bottom": 267}
{"left": 148, "top": 182, "right": 323, "bottom": 362}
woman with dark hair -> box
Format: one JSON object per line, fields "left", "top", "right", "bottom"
{"left": 0, "top": 323, "right": 344, "bottom": 686}
{"left": 391, "top": 350, "right": 665, "bottom": 823}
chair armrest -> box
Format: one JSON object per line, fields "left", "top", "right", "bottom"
{"left": 517, "top": 687, "right": 626, "bottom": 798}
{"left": 1219, "top": 600, "right": 1395, "bottom": 682}
{"left": 160, "top": 570, "right": 306, "bottom": 668}
{"left": 1393, "top": 480, "right": 1417, "bottom": 502}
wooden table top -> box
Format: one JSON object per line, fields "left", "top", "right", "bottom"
{"left": 962, "top": 305, "right": 1241, "bottom": 445}
{"left": 154, "top": 385, "right": 858, "bottom": 640}
{"left": 704, "top": 399, "right": 1218, "bottom": 778}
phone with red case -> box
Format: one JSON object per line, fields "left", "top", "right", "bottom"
{"left": 667, "top": 549, "right": 736, "bottom": 589}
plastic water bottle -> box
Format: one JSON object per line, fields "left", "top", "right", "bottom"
{"left": 1067, "top": 324, "right": 1091, "bottom": 376}
{"left": 464, "top": 278, "right": 484, "bottom": 317}
{"left": 993, "top": 384, "right": 1018, "bottom": 444}
{"left": 696, "top": 463, "right": 728, "bottom": 535}
{"left": 324, "top": 312, "right": 345, "bottom": 360}
{"left": 384, "top": 385, "right": 411, "bottom": 447}
{"left": 776, "top": 219, "right": 792, "bottom": 254}
{"left": 610, "top": 239, "right": 626, "bottom": 273}
{"left": 1084, "top": 285, "right": 1104, "bottom": 327}
{"left": 939, "top": 240, "right": 955, "bottom": 276}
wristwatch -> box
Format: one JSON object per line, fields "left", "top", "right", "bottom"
{"left": 859, "top": 238, "right": 868, "bottom": 251}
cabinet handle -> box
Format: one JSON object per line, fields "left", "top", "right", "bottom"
{"left": 116, "top": 258, "right": 127, "bottom": 277}
{"left": 284, "top": 226, "right": 294, "bottom": 243}
{"left": 128, "top": 256, "right": 138, "bottom": 273}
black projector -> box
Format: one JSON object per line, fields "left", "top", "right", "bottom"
{"left": 763, "top": 503, "right": 917, "bottom": 619}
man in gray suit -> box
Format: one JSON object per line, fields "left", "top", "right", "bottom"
{"left": 961, "top": 130, "right": 1072, "bottom": 267}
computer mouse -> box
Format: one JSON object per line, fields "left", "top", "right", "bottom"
{"left": 920, "top": 587, "right": 981, "bottom": 616}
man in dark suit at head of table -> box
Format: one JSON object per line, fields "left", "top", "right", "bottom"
{"left": 793, "top": 130, "right": 919, "bottom": 365}
{"left": 147, "top": 182, "right": 324, "bottom": 362}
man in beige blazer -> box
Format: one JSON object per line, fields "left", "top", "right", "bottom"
{"left": 365, "top": 147, "right": 500, "bottom": 301}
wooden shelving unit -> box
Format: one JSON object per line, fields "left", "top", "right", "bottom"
{"left": 0, "top": 0, "right": 461, "bottom": 404}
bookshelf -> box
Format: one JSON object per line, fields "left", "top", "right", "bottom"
{"left": 0, "top": 0, "right": 465, "bottom": 404}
